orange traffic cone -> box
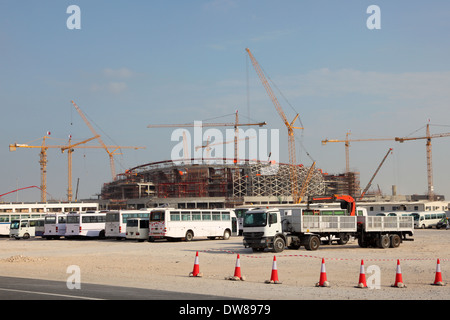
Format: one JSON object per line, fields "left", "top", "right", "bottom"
{"left": 265, "top": 256, "right": 281, "bottom": 284}
{"left": 234, "top": 254, "right": 242, "bottom": 278}
{"left": 316, "top": 258, "right": 330, "bottom": 287}
{"left": 392, "top": 259, "right": 406, "bottom": 288}
{"left": 227, "top": 254, "right": 245, "bottom": 281}
{"left": 432, "top": 259, "right": 445, "bottom": 286}
{"left": 356, "top": 259, "right": 368, "bottom": 288}
{"left": 189, "top": 251, "right": 202, "bottom": 277}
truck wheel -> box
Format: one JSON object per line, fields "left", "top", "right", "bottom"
{"left": 337, "top": 233, "right": 350, "bottom": 245}
{"left": 23, "top": 233, "right": 30, "bottom": 239}
{"left": 378, "top": 234, "right": 390, "bottom": 249}
{"left": 273, "top": 237, "right": 285, "bottom": 253}
{"left": 390, "top": 234, "right": 401, "bottom": 248}
{"left": 305, "top": 235, "right": 320, "bottom": 251}
{"left": 358, "top": 237, "right": 368, "bottom": 248}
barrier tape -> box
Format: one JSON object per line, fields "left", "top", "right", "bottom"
{"left": 199, "top": 249, "right": 450, "bottom": 262}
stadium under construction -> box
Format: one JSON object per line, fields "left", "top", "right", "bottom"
{"left": 99, "top": 158, "right": 361, "bottom": 210}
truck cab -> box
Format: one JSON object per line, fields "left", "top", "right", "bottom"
{"left": 242, "top": 208, "right": 284, "bottom": 252}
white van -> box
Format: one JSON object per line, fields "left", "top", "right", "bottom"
{"left": 126, "top": 218, "right": 149, "bottom": 241}
{"left": 10, "top": 218, "right": 45, "bottom": 239}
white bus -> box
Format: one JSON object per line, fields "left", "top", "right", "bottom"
{"left": 10, "top": 218, "right": 45, "bottom": 239}
{"left": 65, "top": 211, "right": 107, "bottom": 238}
{"left": 0, "top": 213, "right": 46, "bottom": 236}
{"left": 43, "top": 213, "right": 67, "bottom": 239}
{"left": 410, "top": 211, "right": 446, "bottom": 229}
{"left": 126, "top": 218, "right": 149, "bottom": 241}
{"left": 148, "top": 208, "right": 238, "bottom": 241}
{"left": 105, "top": 209, "right": 151, "bottom": 239}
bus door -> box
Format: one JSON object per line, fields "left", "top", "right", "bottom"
{"left": 231, "top": 216, "right": 238, "bottom": 236}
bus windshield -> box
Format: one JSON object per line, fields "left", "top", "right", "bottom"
{"left": 150, "top": 211, "right": 165, "bottom": 222}
{"left": 10, "top": 220, "right": 20, "bottom": 229}
{"left": 243, "top": 212, "right": 267, "bottom": 227}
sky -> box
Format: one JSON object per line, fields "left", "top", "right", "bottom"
{"left": 1, "top": 0, "right": 450, "bottom": 202}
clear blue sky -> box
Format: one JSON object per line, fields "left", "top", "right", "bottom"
{"left": 2, "top": 0, "right": 450, "bottom": 202}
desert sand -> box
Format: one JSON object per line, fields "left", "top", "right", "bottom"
{"left": 0, "top": 229, "right": 449, "bottom": 300}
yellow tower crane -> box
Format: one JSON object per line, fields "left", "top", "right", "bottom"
{"left": 10, "top": 135, "right": 98, "bottom": 202}
{"left": 10, "top": 135, "right": 144, "bottom": 202}
{"left": 321, "top": 131, "right": 395, "bottom": 174}
{"left": 71, "top": 100, "right": 146, "bottom": 181}
{"left": 245, "top": 48, "right": 304, "bottom": 203}
{"left": 395, "top": 123, "right": 450, "bottom": 200}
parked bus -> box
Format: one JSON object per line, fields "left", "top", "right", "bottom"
{"left": 65, "top": 211, "right": 106, "bottom": 238}
{"left": 410, "top": 211, "right": 446, "bottom": 229}
{"left": 126, "top": 218, "right": 149, "bottom": 241}
{"left": 148, "top": 208, "right": 238, "bottom": 241}
{"left": 43, "top": 213, "right": 67, "bottom": 239}
{"left": 0, "top": 213, "right": 46, "bottom": 236}
{"left": 105, "top": 209, "right": 151, "bottom": 239}
{"left": 10, "top": 218, "right": 45, "bottom": 239}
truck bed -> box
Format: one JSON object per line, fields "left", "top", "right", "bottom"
{"left": 361, "top": 216, "right": 414, "bottom": 233}
{"left": 284, "top": 215, "right": 357, "bottom": 233}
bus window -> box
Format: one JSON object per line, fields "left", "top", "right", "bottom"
{"left": 212, "top": 212, "right": 221, "bottom": 221}
{"left": 140, "top": 219, "right": 149, "bottom": 228}
{"left": 181, "top": 212, "right": 191, "bottom": 221}
{"left": 151, "top": 210, "right": 165, "bottom": 221}
{"left": 202, "top": 212, "right": 211, "bottom": 220}
{"left": 221, "top": 212, "right": 230, "bottom": 220}
{"left": 170, "top": 211, "right": 180, "bottom": 221}
{"left": 192, "top": 211, "right": 201, "bottom": 221}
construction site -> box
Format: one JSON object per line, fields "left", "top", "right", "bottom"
{"left": 99, "top": 158, "right": 340, "bottom": 209}
{"left": 7, "top": 49, "right": 449, "bottom": 209}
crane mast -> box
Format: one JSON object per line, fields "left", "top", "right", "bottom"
{"left": 395, "top": 123, "right": 450, "bottom": 200}
{"left": 71, "top": 100, "right": 145, "bottom": 181}
{"left": 245, "top": 48, "right": 304, "bottom": 203}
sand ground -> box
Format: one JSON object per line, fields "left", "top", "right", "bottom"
{"left": 0, "top": 229, "right": 449, "bottom": 300}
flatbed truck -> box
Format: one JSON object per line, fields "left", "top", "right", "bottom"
{"left": 242, "top": 196, "right": 414, "bottom": 253}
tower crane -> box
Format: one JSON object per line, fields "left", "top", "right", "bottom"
{"left": 148, "top": 110, "right": 266, "bottom": 165}
{"left": 71, "top": 100, "right": 145, "bottom": 181}
{"left": 10, "top": 135, "right": 98, "bottom": 202}
{"left": 395, "top": 123, "right": 450, "bottom": 200}
{"left": 10, "top": 135, "right": 143, "bottom": 202}
{"left": 245, "top": 48, "right": 304, "bottom": 203}
{"left": 321, "top": 131, "right": 395, "bottom": 174}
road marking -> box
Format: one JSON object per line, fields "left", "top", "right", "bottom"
{"left": 0, "top": 287, "right": 105, "bottom": 300}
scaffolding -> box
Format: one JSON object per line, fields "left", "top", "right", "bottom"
{"left": 101, "top": 159, "right": 326, "bottom": 202}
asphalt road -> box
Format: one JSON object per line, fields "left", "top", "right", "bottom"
{"left": 0, "top": 275, "right": 240, "bottom": 300}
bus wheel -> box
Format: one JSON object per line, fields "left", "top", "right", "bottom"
{"left": 185, "top": 230, "right": 194, "bottom": 241}
{"left": 222, "top": 230, "right": 231, "bottom": 240}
